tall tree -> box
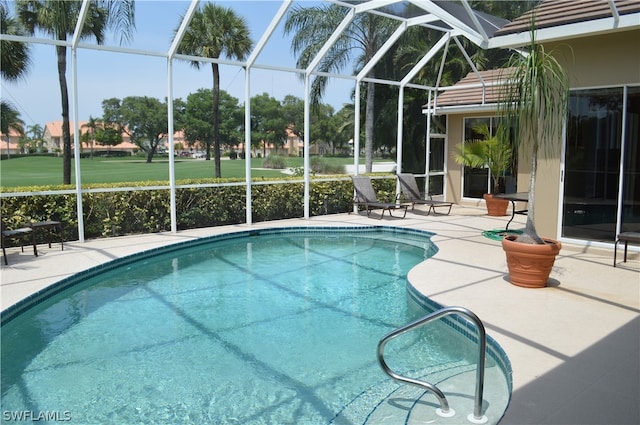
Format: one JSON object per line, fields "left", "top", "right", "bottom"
{"left": 285, "top": 4, "right": 396, "bottom": 173}
{"left": 26, "top": 123, "right": 44, "bottom": 152}
{"left": 280, "top": 95, "right": 305, "bottom": 138}
{"left": 102, "top": 96, "right": 169, "bottom": 163}
{"left": 26, "top": 123, "right": 43, "bottom": 140}
{"left": 16, "top": 0, "right": 135, "bottom": 184}
{"left": 0, "top": 102, "right": 24, "bottom": 157}
{"left": 1, "top": 1, "right": 30, "bottom": 158}
{"left": 174, "top": 4, "right": 252, "bottom": 178}
{"left": 333, "top": 104, "right": 358, "bottom": 155}
{"left": 1, "top": 1, "right": 31, "bottom": 81}
{"left": 250, "top": 93, "right": 287, "bottom": 157}
{"left": 183, "top": 89, "right": 243, "bottom": 156}
{"left": 81, "top": 116, "right": 101, "bottom": 159}
{"left": 96, "top": 98, "right": 125, "bottom": 155}
{"left": 308, "top": 102, "right": 336, "bottom": 152}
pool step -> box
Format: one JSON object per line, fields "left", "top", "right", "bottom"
{"left": 331, "top": 362, "right": 509, "bottom": 425}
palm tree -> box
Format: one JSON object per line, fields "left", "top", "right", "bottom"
{"left": 498, "top": 24, "right": 569, "bottom": 244}
{"left": 453, "top": 123, "right": 512, "bottom": 195}
{"left": 1, "top": 101, "right": 24, "bottom": 157}
{"left": 174, "top": 4, "right": 252, "bottom": 178}
{"left": 1, "top": 1, "right": 30, "bottom": 159}
{"left": 1, "top": 1, "right": 31, "bottom": 81}
{"left": 82, "top": 116, "right": 101, "bottom": 159}
{"left": 284, "top": 4, "right": 396, "bottom": 173}
{"left": 26, "top": 123, "right": 44, "bottom": 152}
{"left": 16, "top": 0, "right": 135, "bottom": 184}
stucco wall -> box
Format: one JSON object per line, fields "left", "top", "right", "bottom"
{"left": 538, "top": 29, "right": 640, "bottom": 237}
{"left": 440, "top": 28, "right": 639, "bottom": 240}
{"left": 444, "top": 114, "right": 463, "bottom": 205}
{"left": 548, "top": 29, "right": 640, "bottom": 88}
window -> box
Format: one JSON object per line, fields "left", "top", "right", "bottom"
{"left": 461, "top": 117, "right": 515, "bottom": 198}
{"left": 426, "top": 115, "right": 447, "bottom": 196}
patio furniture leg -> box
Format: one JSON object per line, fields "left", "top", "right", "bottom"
{"left": 613, "top": 232, "right": 640, "bottom": 267}
{"left": 505, "top": 200, "right": 516, "bottom": 231}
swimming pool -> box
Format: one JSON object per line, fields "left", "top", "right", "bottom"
{"left": 1, "top": 227, "right": 511, "bottom": 424}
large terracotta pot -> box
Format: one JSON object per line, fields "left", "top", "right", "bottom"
{"left": 483, "top": 193, "right": 509, "bottom": 216}
{"left": 502, "top": 235, "right": 561, "bottom": 288}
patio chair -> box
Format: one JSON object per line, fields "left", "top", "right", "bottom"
{"left": 397, "top": 173, "right": 453, "bottom": 215}
{"left": 351, "top": 176, "right": 408, "bottom": 219}
{"left": 1, "top": 220, "right": 38, "bottom": 265}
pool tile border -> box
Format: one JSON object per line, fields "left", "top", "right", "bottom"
{"left": 407, "top": 284, "right": 514, "bottom": 396}
{"left": 2, "top": 226, "right": 432, "bottom": 325}
{"left": 1, "top": 224, "right": 512, "bottom": 421}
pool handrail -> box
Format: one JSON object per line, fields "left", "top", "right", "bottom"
{"left": 377, "top": 306, "right": 488, "bottom": 423}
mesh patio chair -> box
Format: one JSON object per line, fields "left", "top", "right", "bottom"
{"left": 397, "top": 173, "right": 453, "bottom": 215}
{"left": 351, "top": 175, "right": 408, "bottom": 219}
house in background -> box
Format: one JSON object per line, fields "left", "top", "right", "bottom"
{"left": 43, "top": 121, "right": 138, "bottom": 156}
{"left": 425, "top": 0, "right": 640, "bottom": 246}
{"left": 0, "top": 128, "right": 24, "bottom": 156}
{"left": 236, "top": 126, "right": 328, "bottom": 158}
{"left": 158, "top": 130, "right": 192, "bottom": 155}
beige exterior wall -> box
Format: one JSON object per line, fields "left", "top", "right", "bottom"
{"left": 548, "top": 29, "right": 640, "bottom": 89}
{"left": 440, "top": 28, "right": 640, "bottom": 240}
{"left": 537, "top": 29, "right": 640, "bottom": 238}
{"left": 445, "top": 113, "right": 491, "bottom": 209}
{"left": 444, "top": 114, "right": 464, "bottom": 205}
{"left": 444, "top": 112, "right": 533, "bottom": 211}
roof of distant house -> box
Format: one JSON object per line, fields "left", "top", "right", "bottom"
{"left": 44, "top": 121, "right": 89, "bottom": 138}
{"left": 0, "top": 128, "right": 24, "bottom": 138}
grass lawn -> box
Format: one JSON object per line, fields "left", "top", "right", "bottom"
{"left": 0, "top": 155, "right": 383, "bottom": 188}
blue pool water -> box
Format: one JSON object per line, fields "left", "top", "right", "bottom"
{"left": 1, "top": 227, "right": 510, "bottom": 424}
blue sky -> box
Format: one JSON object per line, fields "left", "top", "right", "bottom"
{"left": 2, "top": 0, "right": 355, "bottom": 128}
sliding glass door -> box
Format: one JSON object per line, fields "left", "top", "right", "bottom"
{"left": 562, "top": 86, "right": 640, "bottom": 242}
{"left": 620, "top": 87, "right": 640, "bottom": 234}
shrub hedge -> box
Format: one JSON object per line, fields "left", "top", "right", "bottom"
{"left": 1, "top": 176, "right": 396, "bottom": 243}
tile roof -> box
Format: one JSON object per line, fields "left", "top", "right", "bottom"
{"left": 44, "top": 121, "right": 87, "bottom": 138}
{"left": 495, "top": 0, "right": 640, "bottom": 36}
{"left": 44, "top": 121, "right": 137, "bottom": 150}
{"left": 0, "top": 128, "right": 24, "bottom": 138}
{"left": 426, "top": 68, "right": 515, "bottom": 109}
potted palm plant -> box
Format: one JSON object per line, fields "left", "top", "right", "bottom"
{"left": 453, "top": 123, "right": 512, "bottom": 216}
{"left": 497, "top": 22, "right": 569, "bottom": 288}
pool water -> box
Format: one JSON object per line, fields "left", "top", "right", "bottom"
{"left": 1, "top": 227, "right": 510, "bottom": 424}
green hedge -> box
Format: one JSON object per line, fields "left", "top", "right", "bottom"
{"left": 1, "top": 176, "right": 396, "bottom": 242}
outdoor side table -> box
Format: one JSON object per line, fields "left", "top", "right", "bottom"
{"left": 494, "top": 192, "right": 529, "bottom": 230}
{"left": 29, "top": 221, "right": 64, "bottom": 250}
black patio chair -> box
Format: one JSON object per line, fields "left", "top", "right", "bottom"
{"left": 397, "top": 173, "right": 453, "bottom": 215}
{"left": 351, "top": 175, "right": 408, "bottom": 219}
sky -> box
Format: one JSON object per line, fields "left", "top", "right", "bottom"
{"left": 1, "top": 0, "right": 356, "bottom": 129}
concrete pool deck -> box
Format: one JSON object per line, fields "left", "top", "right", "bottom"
{"left": 1, "top": 205, "right": 639, "bottom": 424}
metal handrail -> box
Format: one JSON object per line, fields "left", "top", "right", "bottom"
{"left": 377, "top": 306, "right": 487, "bottom": 422}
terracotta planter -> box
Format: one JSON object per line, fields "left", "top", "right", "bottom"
{"left": 502, "top": 235, "right": 561, "bottom": 288}
{"left": 483, "top": 193, "right": 509, "bottom": 216}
